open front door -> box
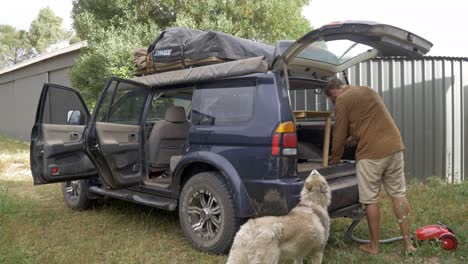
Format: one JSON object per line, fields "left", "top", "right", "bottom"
{"left": 86, "top": 78, "right": 151, "bottom": 189}
{"left": 273, "top": 21, "right": 433, "bottom": 81}
{"left": 30, "top": 84, "right": 96, "bottom": 185}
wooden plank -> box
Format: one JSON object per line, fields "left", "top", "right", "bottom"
{"left": 323, "top": 116, "right": 332, "bottom": 167}
{"left": 293, "top": 110, "right": 333, "bottom": 118}
{"left": 293, "top": 111, "right": 333, "bottom": 167}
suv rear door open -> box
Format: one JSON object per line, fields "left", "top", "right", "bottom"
{"left": 87, "top": 78, "right": 151, "bottom": 189}
{"left": 273, "top": 21, "right": 433, "bottom": 84}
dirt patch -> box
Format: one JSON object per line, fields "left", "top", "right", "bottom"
{"left": 0, "top": 152, "right": 31, "bottom": 181}
{"left": 12, "top": 185, "right": 46, "bottom": 200}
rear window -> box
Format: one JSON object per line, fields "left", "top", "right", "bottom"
{"left": 192, "top": 82, "right": 255, "bottom": 126}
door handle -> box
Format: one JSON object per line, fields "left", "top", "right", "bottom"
{"left": 91, "top": 143, "right": 100, "bottom": 150}
{"left": 128, "top": 133, "right": 136, "bottom": 142}
{"left": 69, "top": 132, "right": 80, "bottom": 141}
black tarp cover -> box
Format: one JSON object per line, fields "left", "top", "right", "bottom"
{"left": 147, "top": 27, "right": 275, "bottom": 66}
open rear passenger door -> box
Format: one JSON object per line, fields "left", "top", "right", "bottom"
{"left": 30, "top": 84, "right": 96, "bottom": 184}
{"left": 86, "top": 78, "right": 151, "bottom": 189}
{"left": 273, "top": 21, "right": 433, "bottom": 85}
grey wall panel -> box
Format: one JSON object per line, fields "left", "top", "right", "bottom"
{"left": 293, "top": 57, "right": 468, "bottom": 182}
{"left": 0, "top": 81, "right": 16, "bottom": 137}
{"left": 463, "top": 62, "right": 468, "bottom": 182}
{"left": 0, "top": 50, "right": 80, "bottom": 85}
{"left": 14, "top": 73, "right": 48, "bottom": 140}
{"left": 49, "top": 67, "right": 72, "bottom": 87}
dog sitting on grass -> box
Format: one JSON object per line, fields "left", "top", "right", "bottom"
{"left": 226, "top": 170, "right": 331, "bottom": 264}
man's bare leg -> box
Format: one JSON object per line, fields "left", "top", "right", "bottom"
{"left": 392, "top": 196, "right": 416, "bottom": 253}
{"left": 359, "top": 203, "right": 380, "bottom": 255}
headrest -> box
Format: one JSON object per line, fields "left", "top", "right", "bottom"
{"left": 165, "top": 106, "right": 186, "bottom": 123}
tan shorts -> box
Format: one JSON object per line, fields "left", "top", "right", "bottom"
{"left": 356, "top": 151, "right": 406, "bottom": 204}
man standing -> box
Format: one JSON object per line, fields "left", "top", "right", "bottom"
{"left": 325, "top": 77, "right": 416, "bottom": 255}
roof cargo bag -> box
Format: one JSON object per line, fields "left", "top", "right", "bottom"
{"left": 145, "top": 27, "right": 274, "bottom": 74}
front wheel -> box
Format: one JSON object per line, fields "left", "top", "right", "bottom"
{"left": 179, "top": 171, "right": 240, "bottom": 254}
{"left": 61, "top": 179, "right": 94, "bottom": 210}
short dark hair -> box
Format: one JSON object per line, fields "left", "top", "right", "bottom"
{"left": 324, "top": 77, "right": 345, "bottom": 96}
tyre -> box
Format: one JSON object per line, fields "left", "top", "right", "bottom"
{"left": 439, "top": 234, "right": 457, "bottom": 250}
{"left": 179, "top": 171, "right": 240, "bottom": 254}
{"left": 61, "top": 179, "right": 94, "bottom": 210}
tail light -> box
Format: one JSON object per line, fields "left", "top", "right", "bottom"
{"left": 272, "top": 121, "right": 297, "bottom": 156}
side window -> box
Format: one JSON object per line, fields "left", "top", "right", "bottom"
{"left": 192, "top": 82, "right": 255, "bottom": 126}
{"left": 95, "top": 80, "right": 149, "bottom": 125}
{"left": 147, "top": 90, "right": 192, "bottom": 122}
{"left": 42, "top": 86, "right": 88, "bottom": 125}
{"left": 96, "top": 81, "right": 118, "bottom": 122}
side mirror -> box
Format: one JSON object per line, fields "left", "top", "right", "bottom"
{"left": 67, "top": 110, "right": 83, "bottom": 125}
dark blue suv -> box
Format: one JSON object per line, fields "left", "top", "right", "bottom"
{"left": 30, "top": 21, "right": 431, "bottom": 253}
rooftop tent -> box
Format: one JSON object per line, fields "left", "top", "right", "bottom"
{"left": 132, "top": 56, "right": 269, "bottom": 88}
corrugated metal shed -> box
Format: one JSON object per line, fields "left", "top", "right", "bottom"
{"left": 0, "top": 42, "right": 86, "bottom": 140}
{"left": 291, "top": 57, "right": 468, "bottom": 182}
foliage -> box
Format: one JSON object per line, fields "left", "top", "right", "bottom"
{"left": 0, "top": 7, "right": 72, "bottom": 68}
{"left": 69, "top": 23, "right": 159, "bottom": 105}
{"left": 70, "top": 0, "right": 312, "bottom": 104}
{"left": 29, "top": 7, "right": 72, "bottom": 53}
{"left": 175, "top": 0, "right": 311, "bottom": 44}
{"left": 0, "top": 25, "right": 34, "bottom": 67}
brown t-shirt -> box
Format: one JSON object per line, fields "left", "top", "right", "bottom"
{"left": 329, "top": 85, "right": 404, "bottom": 162}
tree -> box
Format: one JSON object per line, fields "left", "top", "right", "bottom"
{"left": 29, "top": 7, "right": 72, "bottom": 53}
{"left": 70, "top": 0, "right": 312, "bottom": 104}
{"left": 0, "top": 7, "right": 72, "bottom": 68}
{"left": 70, "top": 23, "right": 159, "bottom": 105}
{"left": 0, "top": 25, "right": 34, "bottom": 67}
{"left": 175, "top": 0, "right": 311, "bottom": 44}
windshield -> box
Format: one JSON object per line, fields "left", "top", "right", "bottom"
{"left": 297, "top": 40, "right": 373, "bottom": 66}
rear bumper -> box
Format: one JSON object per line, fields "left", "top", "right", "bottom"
{"left": 244, "top": 173, "right": 360, "bottom": 218}
{"left": 244, "top": 178, "right": 304, "bottom": 216}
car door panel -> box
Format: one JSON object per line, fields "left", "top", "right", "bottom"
{"left": 86, "top": 78, "right": 151, "bottom": 189}
{"left": 30, "top": 84, "right": 96, "bottom": 185}
{"left": 95, "top": 122, "right": 141, "bottom": 172}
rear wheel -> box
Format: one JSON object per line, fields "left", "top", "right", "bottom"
{"left": 439, "top": 234, "right": 457, "bottom": 250}
{"left": 61, "top": 179, "right": 94, "bottom": 210}
{"left": 179, "top": 171, "right": 240, "bottom": 254}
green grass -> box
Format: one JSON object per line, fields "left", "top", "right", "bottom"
{"left": 0, "top": 135, "right": 467, "bottom": 263}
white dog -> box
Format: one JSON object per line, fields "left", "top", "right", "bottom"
{"left": 226, "top": 170, "right": 331, "bottom": 264}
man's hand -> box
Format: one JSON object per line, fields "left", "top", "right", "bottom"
{"left": 345, "top": 136, "right": 356, "bottom": 147}
{"left": 328, "top": 158, "right": 341, "bottom": 166}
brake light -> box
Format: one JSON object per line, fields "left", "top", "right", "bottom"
{"left": 272, "top": 121, "right": 297, "bottom": 156}
{"left": 282, "top": 133, "right": 297, "bottom": 148}
{"left": 272, "top": 134, "right": 280, "bottom": 155}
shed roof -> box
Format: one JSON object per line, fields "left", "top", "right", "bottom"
{"left": 0, "top": 41, "right": 88, "bottom": 75}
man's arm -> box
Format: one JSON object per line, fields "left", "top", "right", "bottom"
{"left": 329, "top": 100, "right": 349, "bottom": 164}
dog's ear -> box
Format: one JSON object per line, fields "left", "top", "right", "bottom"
{"left": 320, "top": 181, "right": 329, "bottom": 194}
{"left": 310, "top": 169, "right": 319, "bottom": 176}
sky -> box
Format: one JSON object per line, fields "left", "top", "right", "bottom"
{"left": 0, "top": 0, "right": 466, "bottom": 57}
